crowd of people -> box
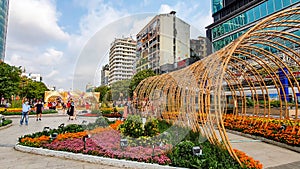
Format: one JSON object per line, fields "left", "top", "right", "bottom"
{"left": 19, "top": 97, "right": 77, "bottom": 126}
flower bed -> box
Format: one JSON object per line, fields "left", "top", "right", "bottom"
{"left": 0, "top": 119, "right": 12, "bottom": 127}
{"left": 18, "top": 116, "right": 262, "bottom": 168}
{"left": 224, "top": 114, "right": 300, "bottom": 147}
{"left": 0, "top": 109, "right": 58, "bottom": 116}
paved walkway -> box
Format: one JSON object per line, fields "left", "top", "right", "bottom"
{"left": 0, "top": 113, "right": 299, "bottom": 169}
{"left": 0, "top": 114, "right": 122, "bottom": 169}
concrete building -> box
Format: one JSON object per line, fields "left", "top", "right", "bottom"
{"left": 136, "top": 11, "right": 190, "bottom": 74}
{"left": 206, "top": 0, "right": 300, "bottom": 53}
{"left": 190, "top": 36, "right": 208, "bottom": 63}
{"left": 101, "top": 64, "right": 109, "bottom": 86}
{"left": 108, "top": 37, "right": 136, "bottom": 84}
{"left": 0, "top": 0, "right": 9, "bottom": 62}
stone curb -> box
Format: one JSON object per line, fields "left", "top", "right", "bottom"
{"left": 0, "top": 123, "right": 12, "bottom": 130}
{"left": 14, "top": 144, "right": 183, "bottom": 169}
{"left": 226, "top": 129, "right": 300, "bottom": 153}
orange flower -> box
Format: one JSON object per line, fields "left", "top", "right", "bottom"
{"left": 109, "top": 120, "right": 123, "bottom": 130}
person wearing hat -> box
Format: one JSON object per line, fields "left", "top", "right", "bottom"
{"left": 20, "top": 99, "right": 31, "bottom": 125}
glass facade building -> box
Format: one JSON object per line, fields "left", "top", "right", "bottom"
{"left": 206, "top": 0, "right": 300, "bottom": 52}
{"left": 0, "top": 0, "right": 8, "bottom": 62}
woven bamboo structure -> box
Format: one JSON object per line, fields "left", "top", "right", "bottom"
{"left": 132, "top": 7, "right": 300, "bottom": 164}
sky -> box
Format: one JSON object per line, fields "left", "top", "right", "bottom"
{"left": 5, "top": 0, "right": 212, "bottom": 91}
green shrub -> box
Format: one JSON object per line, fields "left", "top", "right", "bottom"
{"left": 168, "top": 141, "right": 197, "bottom": 168}
{"left": 144, "top": 118, "right": 159, "bottom": 137}
{"left": 168, "top": 141, "right": 241, "bottom": 169}
{"left": 270, "top": 100, "right": 280, "bottom": 107}
{"left": 91, "top": 109, "right": 101, "bottom": 114}
{"left": 158, "top": 119, "right": 172, "bottom": 133}
{"left": 11, "top": 100, "right": 22, "bottom": 108}
{"left": 0, "top": 119, "right": 12, "bottom": 127}
{"left": 119, "top": 115, "right": 144, "bottom": 138}
{"left": 94, "top": 116, "right": 109, "bottom": 127}
{"left": 101, "top": 110, "right": 111, "bottom": 114}
{"left": 64, "top": 124, "right": 84, "bottom": 133}
{"left": 1, "top": 109, "right": 57, "bottom": 115}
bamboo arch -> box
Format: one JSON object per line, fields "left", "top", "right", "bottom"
{"left": 133, "top": 7, "right": 300, "bottom": 164}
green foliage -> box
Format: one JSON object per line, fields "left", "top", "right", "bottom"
{"left": 168, "top": 141, "right": 242, "bottom": 169}
{"left": 0, "top": 62, "right": 21, "bottom": 99}
{"left": 157, "top": 119, "right": 173, "bottom": 133}
{"left": 18, "top": 124, "right": 84, "bottom": 142}
{"left": 91, "top": 109, "right": 101, "bottom": 114}
{"left": 100, "top": 109, "right": 111, "bottom": 114}
{"left": 0, "top": 119, "right": 12, "bottom": 127}
{"left": 94, "top": 85, "right": 111, "bottom": 102}
{"left": 129, "top": 69, "right": 156, "bottom": 98}
{"left": 119, "top": 115, "right": 144, "bottom": 138}
{"left": 18, "top": 76, "right": 49, "bottom": 100}
{"left": 1, "top": 109, "right": 57, "bottom": 115}
{"left": 169, "top": 141, "right": 197, "bottom": 168}
{"left": 246, "top": 98, "right": 254, "bottom": 107}
{"left": 11, "top": 100, "right": 22, "bottom": 108}
{"left": 95, "top": 116, "right": 109, "bottom": 127}
{"left": 63, "top": 124, "right": 84, "bottom": 133}
{"left": 110, "top": 80, "right": 130, "bottom": 101}
{"left": 270, "top": 100, "right": 280, "bottom": 107}
{"left": 144, "top": 118, "right": 159, "bottom": 137}
{"left": 82, "top": 116, "right": 112, "bottom": 130}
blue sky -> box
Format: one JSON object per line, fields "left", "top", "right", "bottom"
{"left": 5, "top": 0, "right": 212, "bottom": 91}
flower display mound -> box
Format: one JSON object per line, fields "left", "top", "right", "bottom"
{"left": 224, "top": 114, "right": 300, "bottom": 147}
{"left": 18, "top": 116, "right": 263, "bottom": 169}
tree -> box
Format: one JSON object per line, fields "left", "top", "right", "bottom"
{"left": 94, "top": 85, "right": 111, "bottom": 102}
{"left": 129, "top": 69, "right": 156, "bottom": 98}
{"left": 0, "top": 62, "right": 21, "bottom": 100}
{"left": 20, "top": 77, "right": 48, "bottom": 100}
{"left": 111, "top": 80, "right": 130, "bottom": 101}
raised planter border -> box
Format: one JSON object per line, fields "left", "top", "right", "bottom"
{"left": 0, "top": 123, "right": 12, "bottom": 130}
{"left": 14, "top": 144, "right": 184, "bottom": 169}
{"left": 226, "top": 129, "right": 300, "bottom": 153}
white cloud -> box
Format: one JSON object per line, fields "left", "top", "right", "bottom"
{"left": 158, "top": 2, "right": 212, "bottom": 37}
{"left": 158, "top": 4, "right": 174, "bottom": 14}
{"left": 37, "top": 48, "right": 64, "bottom": 66}
{"left": 7, "top": 0, "right": 69, "bottom": 46}
{"left": 5, "top": 0, "right": 213, "bottom": 90}
{"left": 45, "top": 69, "right": 59, "bottom": 79}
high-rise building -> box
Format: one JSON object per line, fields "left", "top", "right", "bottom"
{"left": 206, "top": 0, "right": 300, "bottom": 53}
{"left": 101, "top": 64, "right": 109, "bottom": 86}
{"left": 0, "top": 0, "right": 9, "bottom": 62}
{"left": 136, "top": 11, "right": 190, "bottom": 74}
{"left": 108, "top": 37, "right": 136, "bottom": 84}
{"left": 190, "top": 36, "right": 208, "bottom": 63}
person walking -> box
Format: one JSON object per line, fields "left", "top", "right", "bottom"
{"left": 35, "top": 99, "right": 43, "bottom": 121}
{"left": 70, "top": 98, "right": 76, "bottom": 120}
{"left": 20, "top": 100, "right": 31, "bottom": 125}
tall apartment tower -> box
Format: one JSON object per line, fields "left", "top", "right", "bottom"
{"left": 101, "top": 64, "right": 109, "bottom": 86}
{"left": 206, "top": 0, "right": 300, "bottom": 53}
{"left": 0, "top": 0, "right": 9, "bottom": 62}
{"left": 108, "top": 37, "right": 136, "bottom": 84}
{"left": 136, "top": 11, "right": 190, "bottom": 74}
{"left": 190, "top": 36, "right": 208, "bottom": 63}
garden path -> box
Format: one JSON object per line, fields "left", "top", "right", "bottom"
{"left": 0, "top": 114, "right": 123, "bottom": 169}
